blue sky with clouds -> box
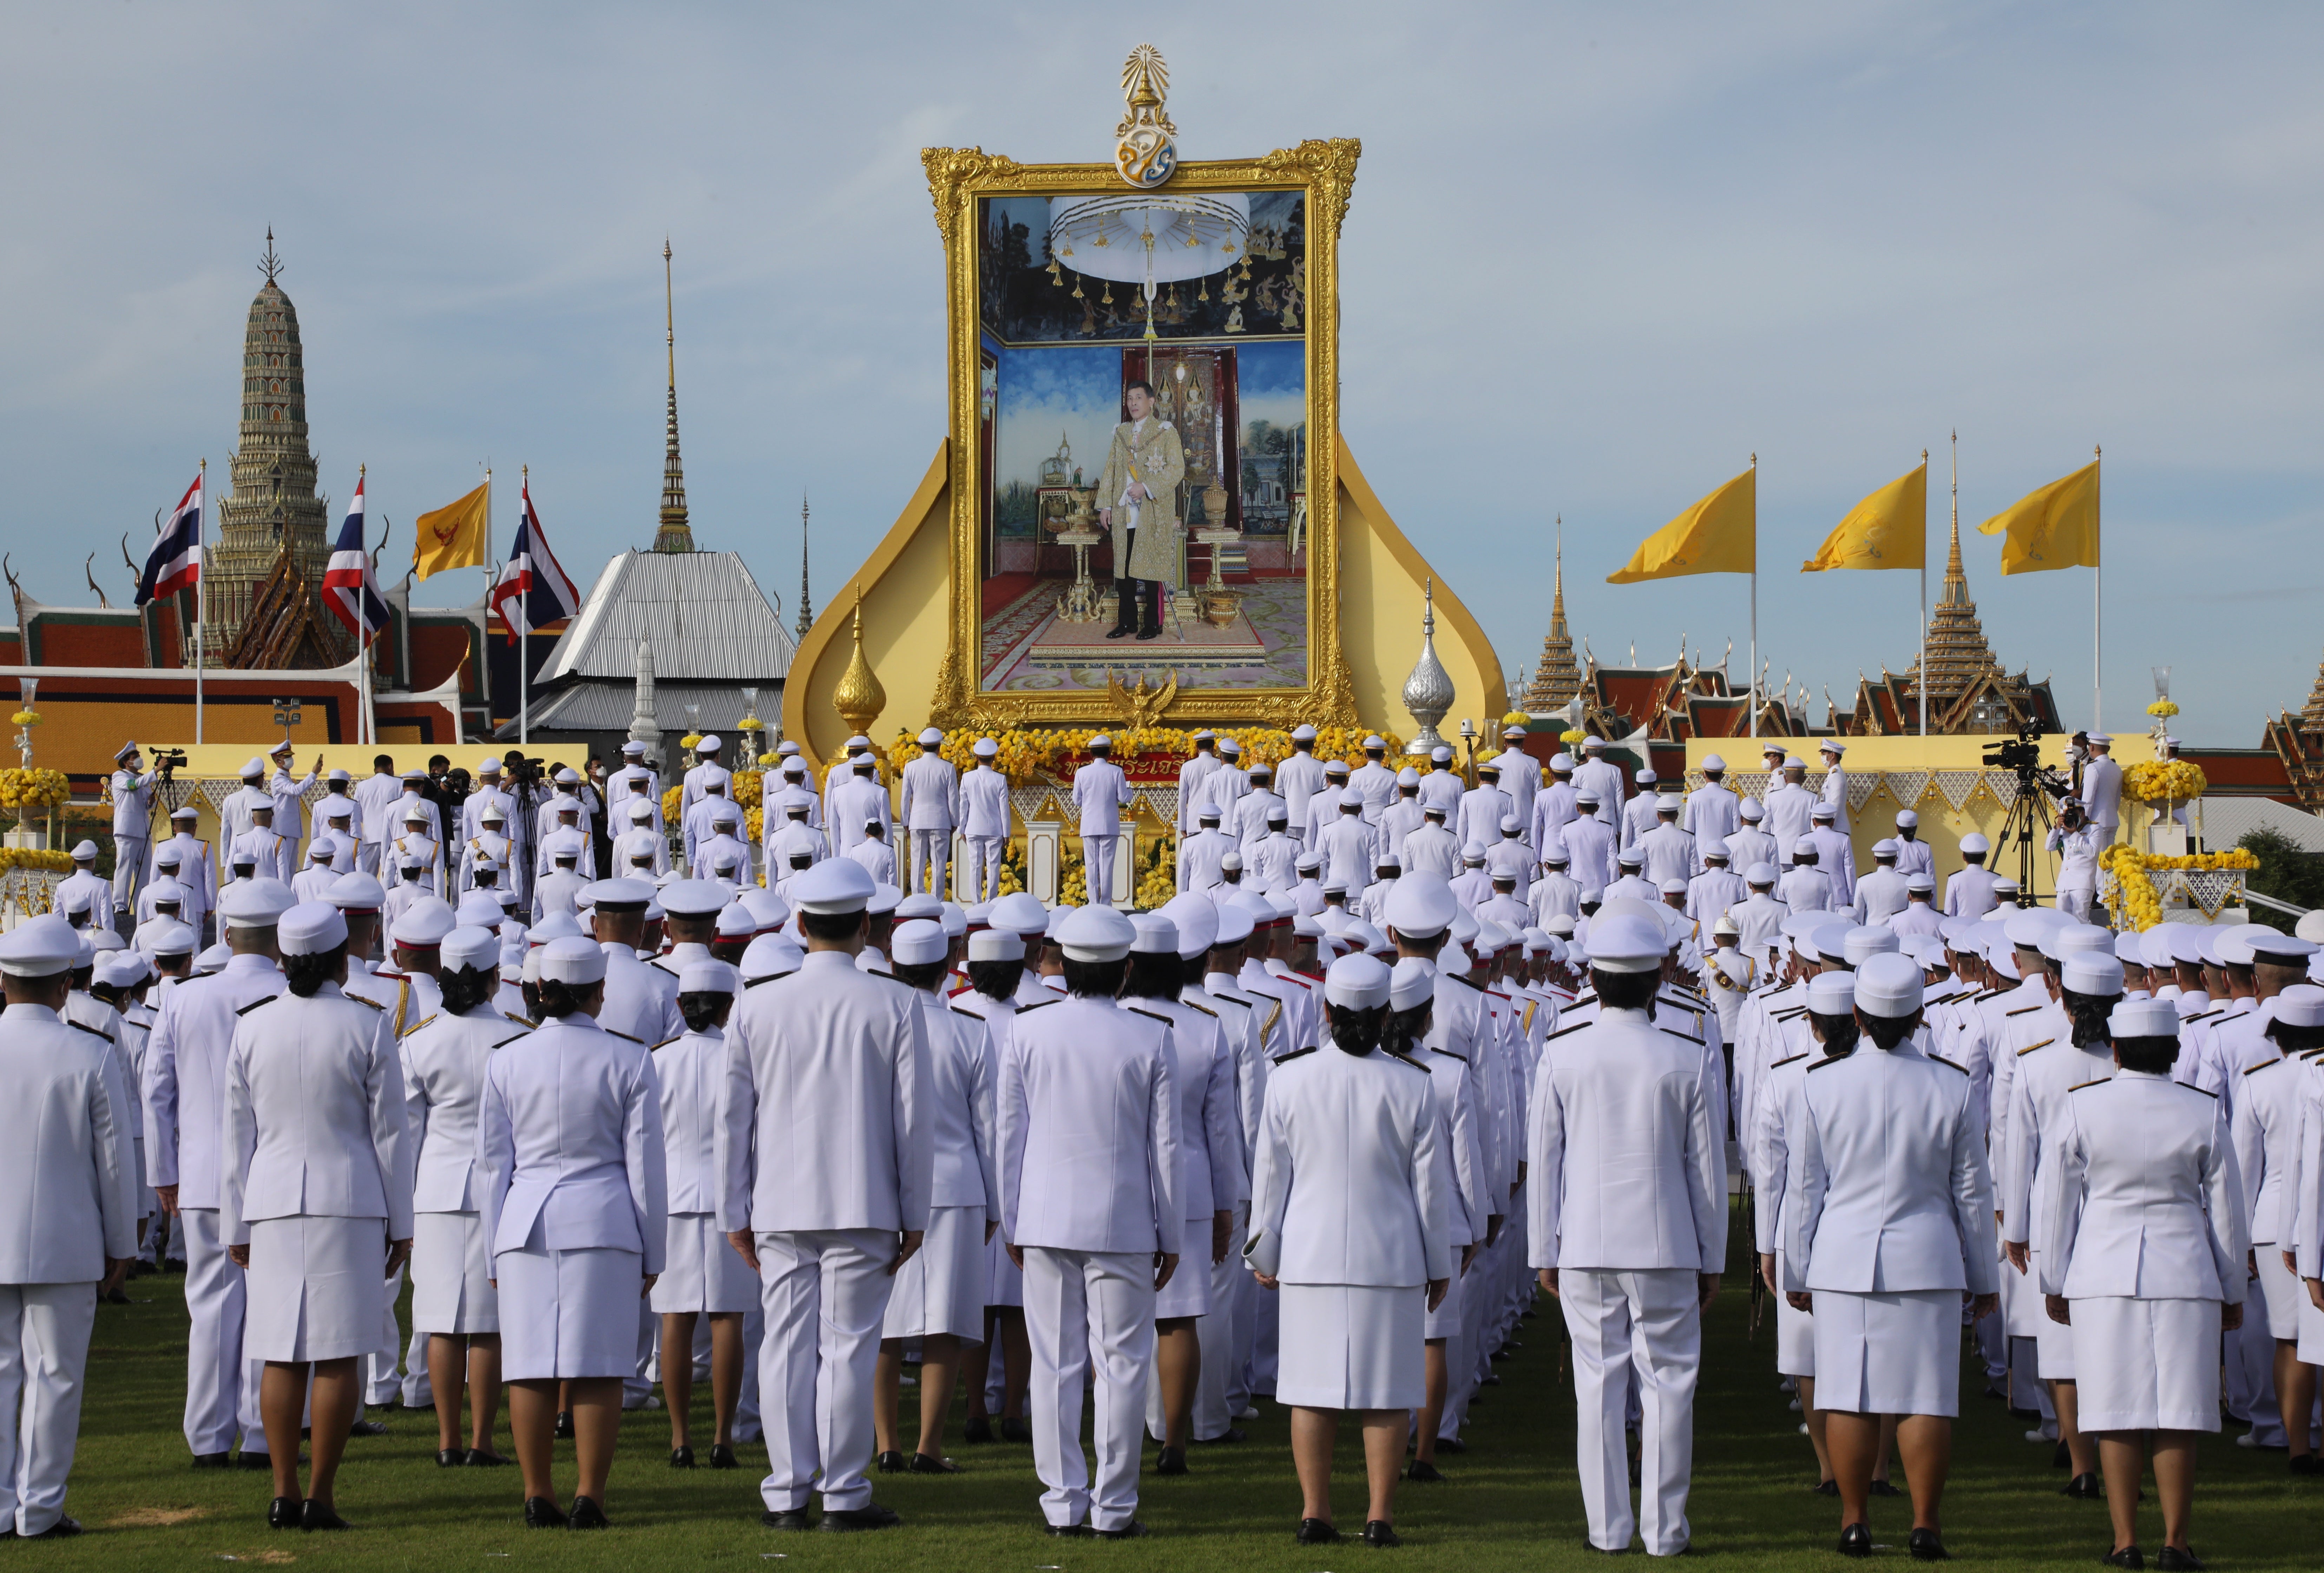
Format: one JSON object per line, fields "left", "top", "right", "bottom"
{"left": 4, "top": 3, "right": 2319, "bottom": 743}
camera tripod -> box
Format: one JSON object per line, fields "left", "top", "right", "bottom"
{"left": 1994, "top": 769, "right": 2056, "bottom": 907}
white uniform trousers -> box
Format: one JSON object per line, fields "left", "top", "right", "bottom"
{"left": 357, "top": 840, "right": 384, "bottom": 876}
{"left": 2225, "top": 1318, "right": 2279, "bottom": 1439}
{"left": 1081, "top": 836, "right": 1119, "bottom": 909}
{"left": 909, "top": 830, "right": 952, "bottom": 898}
{"left": 1022, "top": 1246, "right": 1156, "bottom": 1532}
{"left": 752, "top": 1229, "right": 895, "bottom": 1514}
{"left": 1199, "top": 1199, "right": 1251, "bottom": 1434}
{"left": 966, "top": 836, "right": 1007, "bottom": 904}
{"left": 0, "top": 1284, "right": 95, "bottom": 1536}
{"left": 112, "top": 839, "right": 148, "bottom": 922}
{"left": 1225, "top": 1204, "right": 1261, "bottom": 1416}
{"left": 366, "top": 1265, "right": 409, "bottom": 1406}
{"left": 177, "top": 1209, "right": 265, "bottom": 1457}
{"left": 1559, "top": 1267, "right": 1702, "bottom": 1556}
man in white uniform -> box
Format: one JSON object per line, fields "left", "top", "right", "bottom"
{"left": 1571, "top": 739, "right": 1624, "bottom": 831}
{"left": 1943, "top": 834, "right": 2001, "bottom": 918}
{"left": 1816, "top": 742, "right": 1850, "bottom": 836}
{"left": 1530, "top": 912, "right": 1725, "bottom": 1558}
{"left": 996, "top": 906, "right": 1181, "bottom": 1539}
{"left": 718, "top": 858, "right": 929, "bottom": 1532}
{"left": 1489, "top": 726, "right": 1538, "bottom": 831}
{"left": 2047, "top": 803, "right": 2103, "bottom": 922}
{"left": 1682, "top": 755, "right": 1741, "bottom": 853}
{"left": 1851, "top": 841, "right": 1910, "bottom": 925}
{"left": 1762, "top": 757, "right": 1817, "bottom": 868}
{"left": 1074, "top": 737, "right": 1133, "bottom": 909}
{"left": 108, "top": 743, "right": 160, "bottom": 927}
{"left": 1349, "top": 737, "right": 1399, "bottom": 826}
{"left": 352, "top": 755, "right": 405, "bottom": 876}
{"left": 959, "top": 738, "right": 1012, "bottom": 903}
{"left": 1274, "top": 726, "right": 1328, "bottom": 844}
{"left": 1889, "top": 810, "right": 1934, "bottom": 882}
{"left": 1724, "top": 797, "right": 1777, "bottom": 880}
{"left": 2077, "top": 733, "right": 2121, "bottom": 844}
{"left": 1176, "top": 732, "right": 1225, "bottom": 838}
{"left": 0, "top": 916, "right": 136, "bottom": 1538}
{"left": 899, "top": 728, "right": 960, "bottom": 898}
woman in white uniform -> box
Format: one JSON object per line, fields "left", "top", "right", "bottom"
{"left": 874, "top": 920, "right": 999, "bottom": 1472}
{"left": 949, "top": 923, "right": 1035, "bottom": 1445}
{"left": 402, "top": 925, "right": 519, "bottom": 1467}
{"left": 221, "top": 902, "right": 413, "bottom": 1531}
{"left": 1786, "top": 953, "right": 1998, "bottom": 1560}
{"left": 654, "top": 957, "right": 753, "bottom": 1469}
{"left": 478, "top": 935, "right": 668, "bottom": 1529}
{"left": 2041, "top": 996, "right": 2247, "bottom": 1570}
{"left": 1247, "top": 952, "right": 1451, "bottom": 1548}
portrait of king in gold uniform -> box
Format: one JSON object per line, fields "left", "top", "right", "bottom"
{"left": 1096, "top": 380, "right": 1186, "bottom": 641}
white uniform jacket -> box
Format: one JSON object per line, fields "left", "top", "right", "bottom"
{"left": 656, "top": 1027, "right": 733, "bottom": 1217}
{"left": 717, "top": 951, "right": 931, "bottom": 1236}
{"left": 959, "top": 765, "right": 1012, "bottom": 840}
{"left": 1072, "top": 758, "right": 1132, "bottom": 839}
{"left": 1133, "top": 996, "right": 1241, "bottom": 1222}
{"left": 402, "top": 1005, "right": 519, "bottom": 1214}
{"left": 1785, "top": 1046, "right": 1998, "bottom": 1295}
{"left": 900, "top": 754, "right": 960, "bottom": 832}
{"left": 1682, "top": 784, "right": 1741, "bottom": 851}
{"left": 600, "top": 944, "right": 682, "bottom": 1049}
{"left": 2039, "top": 1070, "right": 2244, "bottom": 1302}
{"left": 478, "top": 1013, "right": 667, "bottom": 1268}
{"left": 1761, "top": 783, "right": 1817, "bottom": 861}
{"left": 143, "top": 953, "right": 285, "bottom": 1204}
{"left": 0, "top": 1005, "right": 137, "bottom": 1281}
{"left": 995, "top": 995, "right": 1181, "bottom": 1256}
{"left": 221, "top": 985, "right": 416, "bottom": 1246}
{"left": 920, "top": 994, "right": 1000, "bottom": 1218}
{"left": 1527, "top": 1006, "right": 1726, "bottom": 1273}
{"left": 1274, "top": 752, "right": 1327, "bottom": 838}
{"left": 1246, "top": 1045, "right": 1452, "bottom": 1286}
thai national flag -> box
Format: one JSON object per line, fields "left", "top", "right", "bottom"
{"left": 136, "top": 472, "right": 203, "bottom": 605}
{"left": 323, "top": 472, "right": 391, "bottom": 645}
{"left": 489, "top": 476, "right": 580, "bottom": 645}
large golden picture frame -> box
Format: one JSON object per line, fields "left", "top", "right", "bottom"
{"left": 922, "top": 138, "right": 1362, "bottom": 732}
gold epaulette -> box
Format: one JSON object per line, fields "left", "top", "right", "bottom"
{"left": 1387, "top": 1051, "right": 1431, "bottom": 1073}
{"left": 2067, "top": 1076, "right": 2112, "bottom": 1092}
{"left": 2017, "top": 1038, "right": 2054, "bottom": 1056}
{"left": 409, "top": 1013, "right": 436, "bottom": 1031}
{"left": 1125, "top": 1006, "right": 1171, "bottom": 1026}
{"left": 2244, "top": 1057, "right": 2283, "bottom": 1077}
{"left": 605, "top": 1029, "right": 644, "bottom": 1044}
{"left": 2005, "top": 1004, "right": 2044, "bottom": 1017}
{"left": 1767, "top": 1052, "right": 1807, "bottom": 1069}
{"left": 1272, "top": 1046, "right": 1317, "bottom": 1065}
{"left": 1929, "top": 1055, "right": 1968, "bottom": 1075}
{"left": 1184, "top": 1001, "right": 1217, "bottom": 1018}
{"left": 348, "top": 995, "right": 385, "bottom": 1011}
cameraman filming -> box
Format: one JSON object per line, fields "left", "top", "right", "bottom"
{"left": 2047, "top": 799, "right": 2103, "bottom": 922}
{"left": 108, "top": 741, "right": 164, "bottom": 926}
{"left": 2076, "top": 731, "right": 2121, "bottom": 844}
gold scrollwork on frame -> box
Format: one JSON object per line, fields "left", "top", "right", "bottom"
{"left": 923, "top": 139, "right": 1362, "bottom": 735}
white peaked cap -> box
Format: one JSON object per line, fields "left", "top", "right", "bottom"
{"left": 220, "top": 878, "right": 296, "bottom": 926}
{"left": 989, "top": 892, "right": 1050, "bottom": 935}
{"left": 1389, "top": 956, "right": 1435, "bottom": 1011}
{"left": 1128, "top": 913, "right": 1179, "bottom": 956}
{"left": 1324, "top": 952, "right": 1391, "bottom": 1009}
{"left": 741, "top": 933, "right": 805, "bottom": 982}
{"left": 681, "top": 958, "right": 738, "bottom": 994}
{"left": 1959, "top": 832, "right": 1990, "bottom": 854}
{"left": 390, "top": 899, "right": 458, "bottom": 947}
{"left": 1853, "top": 953, "right": 1922, "bottom": 1018}
{"left": 2108, "top": 997, "right": 2179, "bottom": 1038}
{"left": 967, "top": 928, "right": 1024, "bottom": 962}
{"left": 540, "top": 936, "right": 608, "bottom": 984}
{"left": 1213, "top": 904, "right": 1255, "bottom": 946}
{"left": 1057, "top": 905, "right": 1135, "bottom": 962}
{"left": 1806, "top": 971, "right": 1858, "bottom": 1012}
{"left": 1843, "top": 926, "right": 1900, "bottom": 965}
{"left": 1160, "top": 893, "right": 1219, "bottom": 957}
{"left": 890, "top": 920, "right": 948, "bottom": 967}
{"left": 278, "top": 902, "right": 348, "bottom": 957}
{"left": 2061, "top": 950, "right": 2126, "bottom": 995}
{"left": 442, "top": 926, "right": 501, "bottom": 972}
{"left": 1739, "top": 797, "right": 1763, "bottom": 820}
{"left": 0, "top": 914, "right": 79, "bottom": 976}
{"left": 790, "top": 860, "right": 874, "bottom": 915}
{"left": 2269, "top": 984, "right": 2324, "bottom": 1028}
{"left": 1584, "top": 914, "right": 1665, "bottom": 974}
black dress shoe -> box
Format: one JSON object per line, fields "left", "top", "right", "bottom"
{"left": 1044, "top": 1522, "right": 1093, "bottom": 1538}
{"left": 1839, "top": 1523, "right": 1873, "bottom": 1558}
{"left": 464, "top": 1449, "right": 511, "bottom": 1467}
{"left": 671, "top": 1445, "right": 696, "bottom": 1469}
{"left": 1191, "top": 1426, "right": 1246, "bottom": 1444}
{"left": 2154, "top": 1549, "right": 2202, "bottom": 1572}
{"left": 2054, "top": 1441, "right": 2073, "bottom": 1468}
{"left": 2291, "top": 1454, "right": 2322, "bottom": 1475}
{"left": 1436, "top": 1437, "right": 1466, "bottom": 1455}
{"left": 235, "top": 1451, "right": 278, "bottom": 1470}
{"left": 1106, "top": 622, "right": 1137, "bottom": 640}
{"left": 1095, "top": 1520, "right": 1149, "bottom": 1540}
{"left": 999, "top": 1416, "right": 1033, "bottom": 1443}
{"left": 875, "top": 1449, "right": 907, "bottom": 1473}
{"left": 567, "top": 1495, "right": 609, "bottom": 1530}
{"left": 1490, "top": 1348, "right": 1513, "bottom": 1363}
{"left": 1363, "top": 1520, "right": 1401, "bottom": 1548}
{"left": 2101, "top": 1549, "right": 2143, "bottom": 1570}
{"left": 554, "top": 1410, "right": 573, "bottom": 1439}
{"left": 267, "top": 1498, "right": 302, "bottom": 1530}
{"left": 1296, "top": 1518, "right": 1340, "bottom": 1544}
{"left": 525, "top": 1497, "right": 569, "bottom": 1529}
{"left": 105, "top": 1287, "right": 131, "bottom": 1305}
{"left": 1154, "top": 1446, "right": 1188, "bottom": 1476}
{"left": 759, "top": 1509, "right": 811, "bottom": 1530}
{"left": 962, "top": 1415, "right": 996, "bottom": 1444}
{"left": 820, "top": 1503, "right": 902, "bottom": 1531}
{"left": 709, "top": 1443, "right": 739, "bottom": 1469}
{"left": 907, "top": 1452, "right": 960, "bottom": 1474}
{"left": 1481, "top": 1372, "right": 1502, "bottom": 1386}
{"left": 27, "top": 1517, "right": 81, "bottom": 1539}
{"left": 1869, "top": 1477, "right": 1903, "bottom": 1497}
{"left": 347, "top": 1419, "right": 388, "bottom": 1437}
{"left": 437, "top": 1446, "right": 467, "bottom": 1467}
{"left": 299, "top": 1501, "right": 350, "bottom": 1532}
{"left": 192, "top": 1452, "right": 232, "bottom": 1470}
{"left": 1909, "top": 1527, "right": 1949, "bottom": 1561}
{"left": 1405, "top": 1459, "right": 1445, "bottom": 1482}
{"left": 2063, "top": 1473, "right": 2105, "bottom": 1499}
{"left": 1812, "top": 1479, "right": 1840, "bottom": 1496}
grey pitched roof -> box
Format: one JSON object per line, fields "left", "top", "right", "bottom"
{"left": 500, "top": 681, "right": 774, "bottom": 739}
{"left": 2197, "top": 795, "right": 2324, "bottom": 855}
{"left": 538, "top": 550, "right": 794, "bottom": 683}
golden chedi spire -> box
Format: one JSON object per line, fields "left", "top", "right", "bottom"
{"left": 1522, "top": 521, "right": 1583, "bottom": 712}
{"left": 2300, "top": 646, "right": 2324, "bottom": 734}
{"left": 1907, "top": 510, "right": 2005, "bottom": 708}
{"left": 653, "top": 239, "right": 695, "bottom": 553}
{"left": 832, "top": 584, "right": 886, "bottom": 738}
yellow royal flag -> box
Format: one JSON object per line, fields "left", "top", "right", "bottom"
{"left": 1607, "top": 465, "right": 1756, "bottom": 583}
{"left": 1801, "top": 460, "right": 1927, "bottom": 572}
{"left": 1977, "top": 458, "right": 2099, "bottom": 575}
{"left": 412, "top": 482, "right": 490, "bottom": 581}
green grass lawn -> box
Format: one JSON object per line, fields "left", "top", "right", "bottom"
{"left": 34, "top": 1214, "right": 2323, "bottom": 1568}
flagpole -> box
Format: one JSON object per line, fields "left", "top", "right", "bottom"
{"left": 195, "top": 457, "right": 206, "bottom": 745}
{"left": 519, "top": 465, "right": 530, "bottom": 748}
{"left": 358, "top": 463, "right": 373, "bottom": 748}
{"left": 1748, "top": 452, "right": 1758, "bottom": 742}
{"left": 2092, "top": 444, "right": 2102, "bottom": 731}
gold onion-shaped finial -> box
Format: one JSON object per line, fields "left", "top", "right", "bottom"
{"left": 832, "top": 584, "right": 886, "bottom": 737}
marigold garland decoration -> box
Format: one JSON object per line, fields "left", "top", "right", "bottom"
{"left": 883, "top": 725, "right": 1406, "bottom": 788}
{"left": 2121, "top": 759, "right": 2206, "bottom": 805}
{"left": 0, "top": 847, "right": 73, "bottom": 874}
{"left": 0, "top": 768, "right": 71, "bottom": 811}
{"left": 2100, "top": 843, "right": 2258, "bottom": 930}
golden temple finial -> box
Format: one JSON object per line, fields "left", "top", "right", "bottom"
{"left": 258, "top": 227, "right": 283, "bottom": 285}
{"left": 833, "top": 582, "right": 886, "bottom": 738}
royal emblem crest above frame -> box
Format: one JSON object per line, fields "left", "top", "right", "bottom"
{"left": 922, "top": 55, "right": 1361, "bottom": 733}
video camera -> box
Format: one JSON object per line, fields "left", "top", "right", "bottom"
{"left": 152, "top": 747, "right": 189, "bottom": 778}
{"left": 1981, "top": 725, "right": 2070, "bottom": 799}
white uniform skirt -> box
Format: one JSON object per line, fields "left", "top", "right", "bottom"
{"left": 882, "top": 1205, "right": 989, "bottom": 1341}
{"left": 2030, "top": 1250, "right": 2076, "bottom": 1378}
{"left": 1776, "top": 1273, "right": 1816, "bottom": 1378}
{"left": 986, "top": 1229, "right": 1024, "bottom": 1308}
{"left": 2069, "top": 1296, "right": 2222, "bottom": 1434}
{"left": 1423, "top": 1256, "right": 1465, "bottom": 1340}
{"left": 1810, "top": 1288, "right": 1961, "bottom": 1418}
{"left": 1276, "top": 1284, "right": 1425, "bottom": 1411}
{"left": 244, "top": 1215, "right": 389, "bottom": 1364}
{"left": 2254, "top": 1250, "right": 2303, "bottom": 1342}
{"left": 2300, "top": 1278, "right": 2324, "bottom": 1367}
{"left": 1152, "top": 1215, "right": 1214, "bottom": 1320}
{"left": 412, "top": 1211, "right": 498, "bottom": 1335}
{"left": 496, "top": 1240, "right": 646, "bottom": 1381}
{"left": 651, "top": 1213, "right": 758, "bottom": 1316}
{"left": 2001, "top": 1249, "right": 2045, "bottom": 1340}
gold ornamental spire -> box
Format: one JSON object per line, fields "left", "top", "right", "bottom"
{"left": 1523, "top": 518, "right": 1583, "bottom": 712}
{"left": 832, "top": 584, "right": 886, "bottom": 738}
{"left": 654, "top": 239, "right": 694, "bottom": 553}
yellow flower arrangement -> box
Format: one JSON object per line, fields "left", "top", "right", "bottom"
{"left": 0, "top": 847, "right": 72, "bottom": 875}
{"left": 2145, "top": 699, "right": 2179, "bottom": 718}
{"left": 0, "top": 768, "right": 71, "bottom": 811}
{"left": 2100, "top": 843, "right": 2258, "bottom": 930}
{"left": 1559, "top": 729, "right": 1586, "bottom": 746}
{"left": 889, "top": 724, "right": 1408, "bottom": 788}
{"left": 9, "top": 710, "right": 41, "bottom": 728}
{"left": 2122, "top": 759, "right": 2207, "bottom": 805}
{"left": 678, "top": 732, "right": 703, "bottom": 752}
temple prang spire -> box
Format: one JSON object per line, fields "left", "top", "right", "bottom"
{"left": 653, "top": 239, "right": 694, "bottom": 553}
{"left": 1522, "top": 516, "right": 1583, "bottom": 712}
{"left": 797, "top": 493, "right": 814, "bottom": 637}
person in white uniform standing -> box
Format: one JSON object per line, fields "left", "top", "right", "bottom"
{"left": 2041, "top": 995, "right": 2246, "bottom": 1568}
{"left": 221, "top": 901, "right": 414, "bottom": 1532}
{"left": 996, "top": 904, "right": 1181, "bottom": 1539}
{"left": 960, "top": 738, "right": 1013, "bottom": 903}
{"left": 0, "top": 916, "right": 136, "bottom": 1539}
{"left": 1785, "top": 953, "right": 1999, "bottom": 1561}
{"left": 1248, "top": 952, "right": 1450, "bottom": 1548}
{"left": 1816, "top": 742, "right": 1851, "bottom": 835}
{"left": 899, "top": 728, "right": 960, "bottom": 898}
{"left": 1073, "top": 736, "right": 1133, "bottom": 909}
{"left": 717, "top": 858, "right": 929, "bottom": 1532}
{"left": 144, "top": 876, "right": 293, "bottom": 1470}
{"left": 2078, "top": 733, "right": 2122, "bottom": 845}
{"left": 1528, "top": 912, "right": 1725, "bottom": 1558}
{"left": 479, "top": 935, "right": 668, "bottom": 1530}
{"left": 107, "top": 742, "right": 160, "bottom": 927}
